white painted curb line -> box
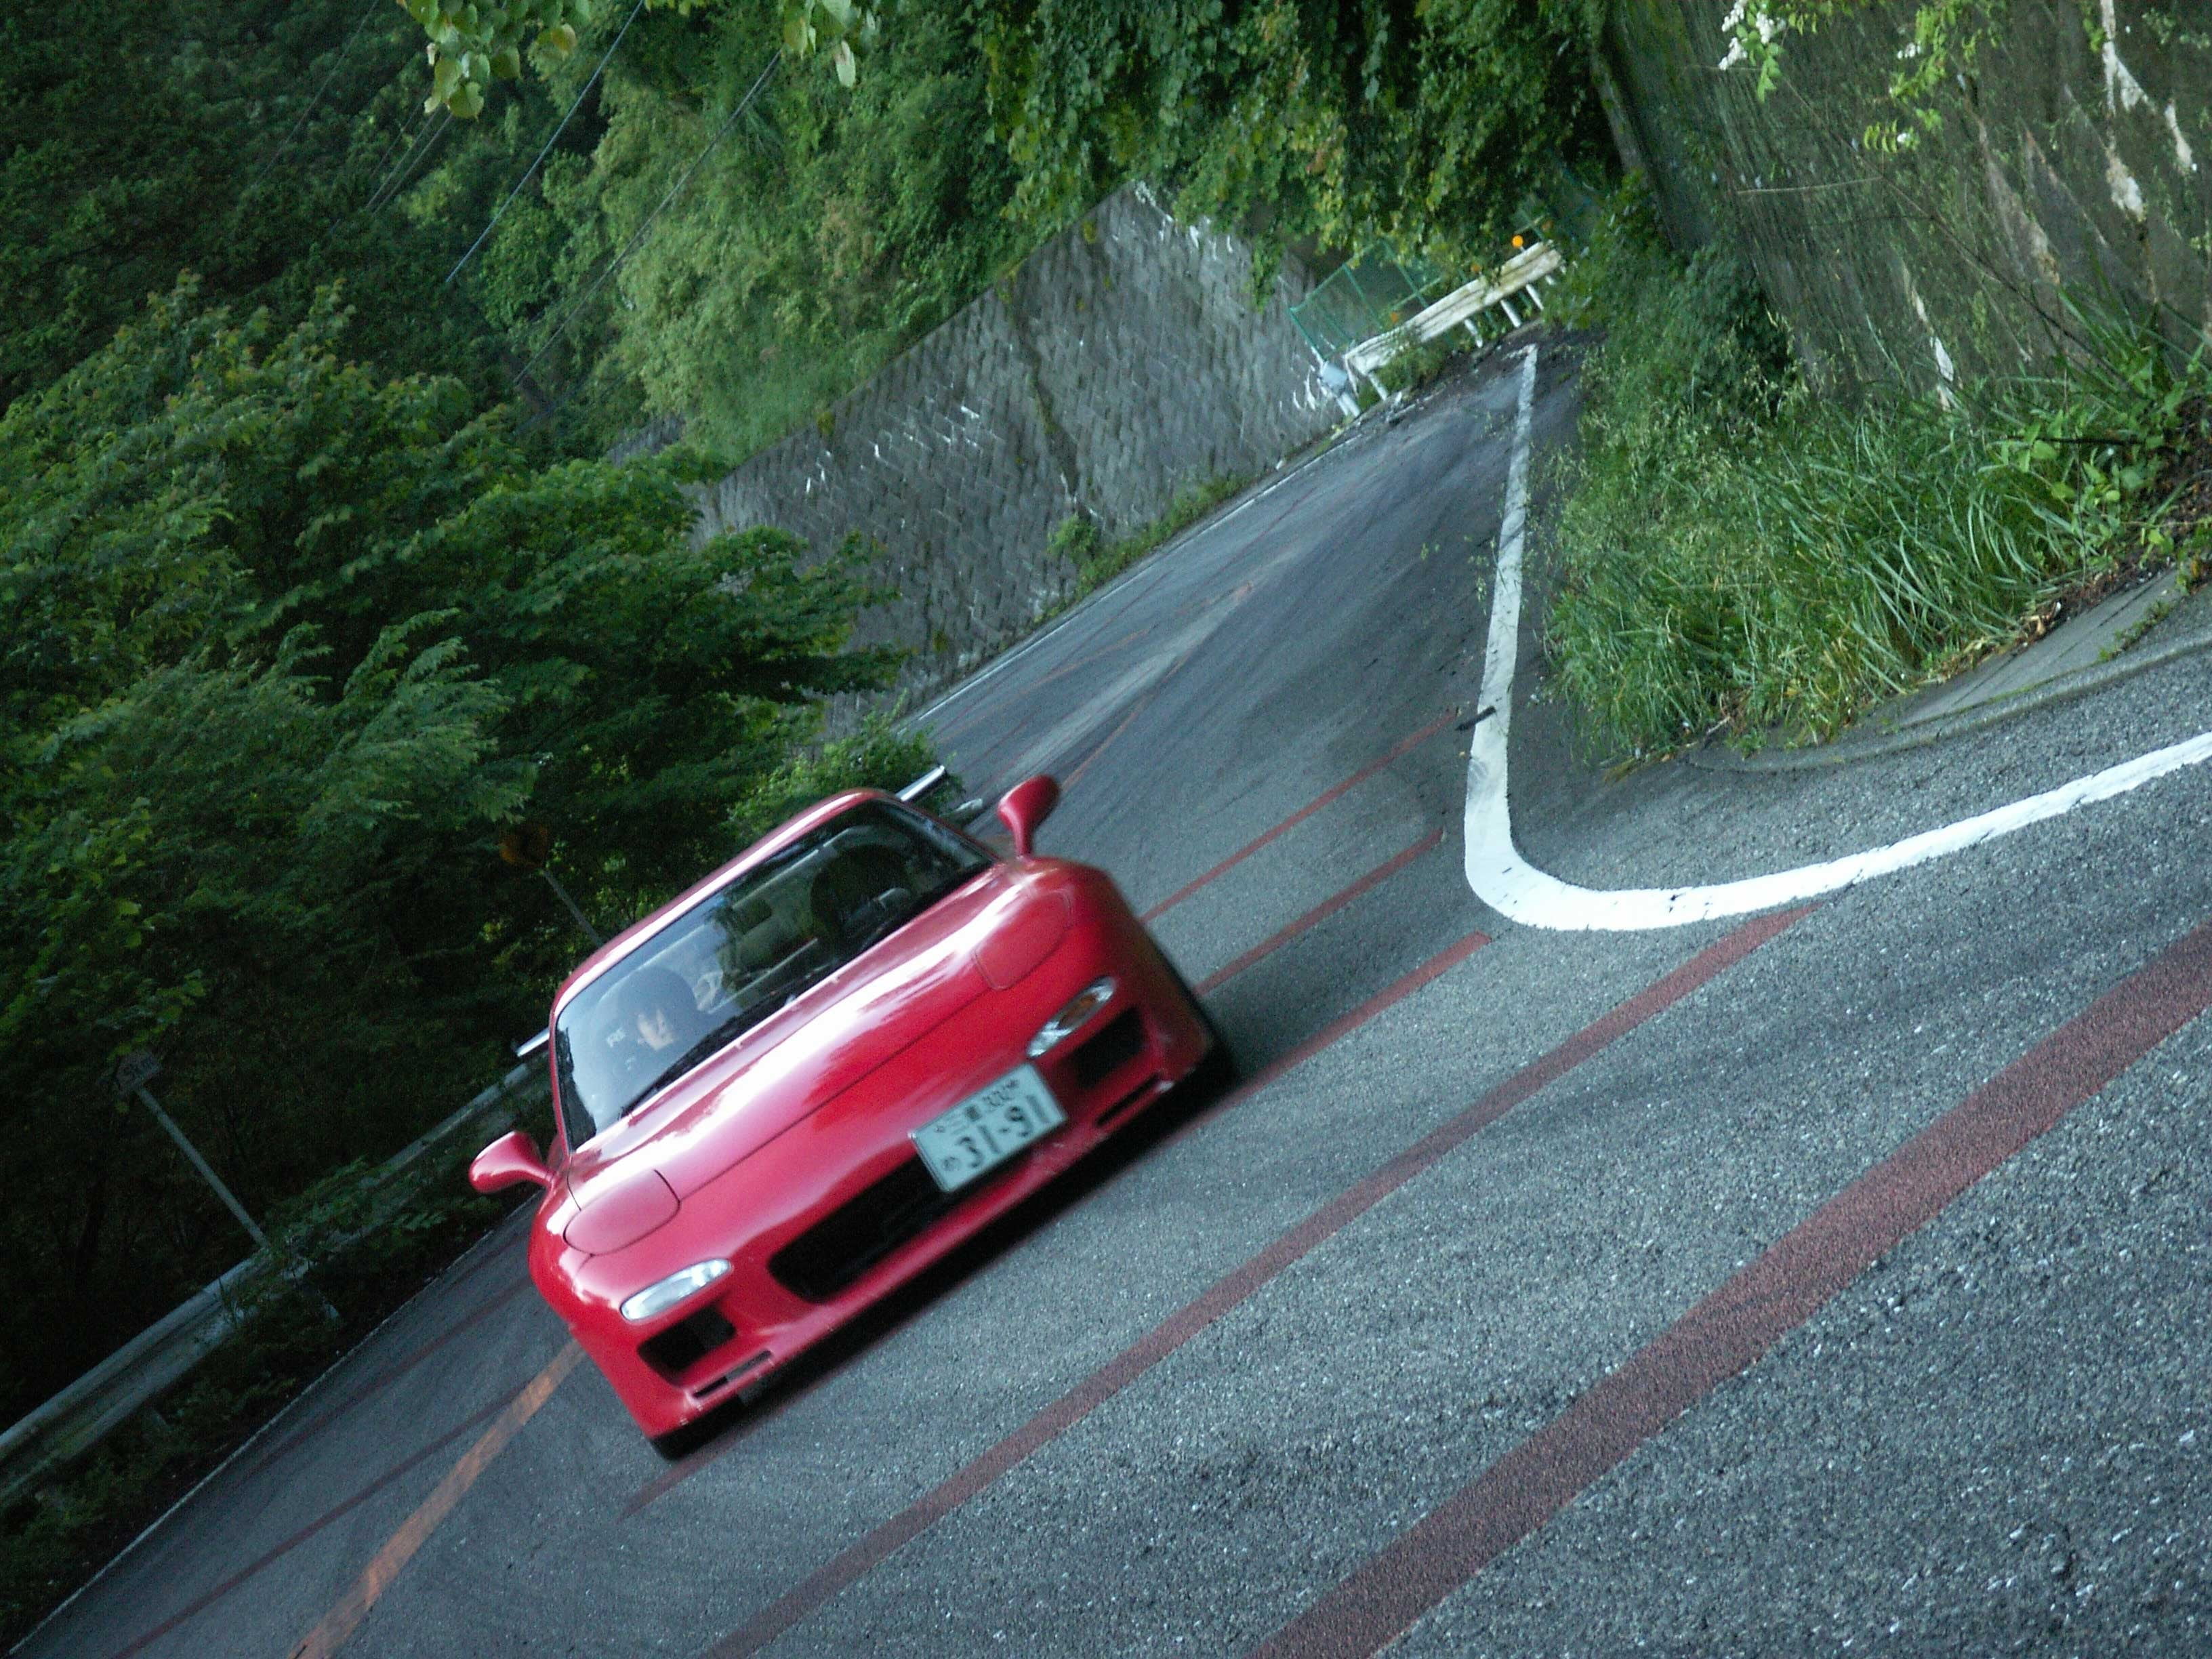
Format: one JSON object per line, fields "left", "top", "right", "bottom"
{"left": 1464, "top": 344, "right": 2212, "bottom": 931}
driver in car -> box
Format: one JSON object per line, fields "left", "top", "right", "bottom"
{"left": 615, "top": 966, "right": 708, "bottom": 1057}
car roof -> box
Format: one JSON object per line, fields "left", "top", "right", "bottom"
{"left": 548, "top": 788, "right": 893, "bottom": 1019}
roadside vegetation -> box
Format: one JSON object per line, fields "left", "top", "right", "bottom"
{"left": 0, "top": 1120, "right": 546, "bottom": 1645}
{"left": 1046, "top": 474, "right": 1250, "bottom": 611}
{"left": 0, "top": 276, "right": 908, "bottom": 1418}
{"left": 1543, "top": 192, "right": 2212, "bottom": 756}
{"left": 4, "top": 3, "right": 1603, "bottom": 1626}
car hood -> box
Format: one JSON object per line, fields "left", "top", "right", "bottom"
{"left": 558, "top": 861, "right": 1063, "bottom": 1212}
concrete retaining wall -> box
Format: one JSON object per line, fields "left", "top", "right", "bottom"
{"left": 676, "top": 183, "right": 1343, "bottom": 707}
{"left": 1599, "top": 0, "right": 2212, "bottom": 390}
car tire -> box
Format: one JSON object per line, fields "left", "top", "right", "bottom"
{"left": 649, "top": 1413, "right": 721, "bottom": 1462}
{"left": 1160, "top": 949, "right": 1237, "bottom": 1092}
{"left": 1188, "top": 1020, "right": 1239, "bottom": 1094}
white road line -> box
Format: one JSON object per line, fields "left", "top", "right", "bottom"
{"left": 910, "top": 567, "right": 1166, "bottom": 726}
{"left": 1464, "top": 344, "right": 2212, "bottom": 930}
{"left": 913, "top": 416, "right": 1387, "bottom": 726}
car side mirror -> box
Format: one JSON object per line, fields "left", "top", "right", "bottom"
{"left": 996, "top": 775, "right": 1061, "bottom": 858}
{"left": 470, "top": 1129, "right": 552, "bottom": 1195}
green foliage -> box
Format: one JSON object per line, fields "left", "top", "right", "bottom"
{"left": 0, "top": 282, "right": 899, "bottom": 1429}
{"left": 0, "top": 0, "right": 574, "bottom": 416}
{"left": 976, "top": 0, "right": 1604, "bottom": 279}
{"left": 401, "top": 0, "right": 583, "bottom": 121}
{"left": 479, "top": 0, "right": 1027, "bottom": 455}
{"left": 1058, "top": 474, "right": 1246, "bottom": 607}
{"left": 1718, "top": 0, "right": 2004, "bottom": 148}
{"left": 726, "top": 712, "right": 944, "bottom": 847}
{"left": 0, "top": 1121, "right": 538, "bottom": 1648}
{"left": 1542, "top": 196, "right": 2211, "bottom": 756}
{"left": 1045, "top": 512, "right": 1103, "bottom": 570}
{"left": 1372, "top": 333, "right": 1463, "bottom": 397}
{"left": 397, "top": 1, "right": 882, "bottom": 117}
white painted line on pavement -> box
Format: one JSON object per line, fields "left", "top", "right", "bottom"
{"left": 1465, "top": 344, "right": 2212, "bottom": 930}
{"left": 909, "top": 569, "right": 1165, "bottom": 726}
{"left": 913, "top": 415, "right": 1387, "bottom": 726}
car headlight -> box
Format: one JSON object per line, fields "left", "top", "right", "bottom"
{"left": 620, "top": 1259, "right": 731, "bottom": 1323}
{"left": 1027, "top": 977, "right": 1117, "bottom": 1059}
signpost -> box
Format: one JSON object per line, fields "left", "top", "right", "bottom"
{"left": 115, "top": 1052, "right": 270, "bottom": 1254}
{"left": 499, "top": 823, "right": 605, "bottom": 946}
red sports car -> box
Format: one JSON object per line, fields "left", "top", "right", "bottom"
{"left": 468, "top": 775, "right": 1225, "bottom": 1454}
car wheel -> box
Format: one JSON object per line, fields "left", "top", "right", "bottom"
{"left": 1160, "top": 949, "right": 1237, "bottom": 1092}
{"left": 649, "top": 1413, "right": 721, "bottom": 1462}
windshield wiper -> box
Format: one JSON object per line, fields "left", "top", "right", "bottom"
{"left": 617, "top": 866, "right": 989, "bottom": 1116}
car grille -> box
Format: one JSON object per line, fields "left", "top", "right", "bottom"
{"left": 638, "top": 1305, "right": 737, "bottom": 1380}
{"left": 769, "top": 1157, "right": 970, "bottom": 1303}
{"left": 1069, "top": 1009, "right": 1144, "bottom": 1089}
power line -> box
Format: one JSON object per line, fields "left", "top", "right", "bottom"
{"left": 509, "top": 51, "right": 780, "bottom": 394}
{"left": 445, "top": 0, "right": 651, "bottom": 286}
{"left": 243, "top": 0, "right": 387, "bottom": 201}
{"left": 360, "top": 104, "right": 437, "bottom": 213}
{"left": 321, "top": 96, "right": 416, "bottom": 240}
{"left": 367, "top": 108, "right": 453, "bottom": 212}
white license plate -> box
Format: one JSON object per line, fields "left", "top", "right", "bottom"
{"left": 911, "top": 1065, "right": 1065, "bottom": 1192}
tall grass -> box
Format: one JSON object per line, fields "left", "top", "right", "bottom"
{"left": 1544, "top": 200, "right": 2207, "bottom": 755}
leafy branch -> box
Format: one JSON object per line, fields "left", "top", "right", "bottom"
{"left": 394, "top": 0, "right": 878, "bottom": 117}
{"left": 1717, "top": 0, "right": 2005, "bottom": 149}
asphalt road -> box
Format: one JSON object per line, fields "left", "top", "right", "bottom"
{"left": 23, "top": 342, "right": 2212, "bottom": 1659}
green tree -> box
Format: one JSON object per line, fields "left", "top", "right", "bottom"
{"left": 396, "top": 0, "right": 882, "bottom": 116}
{"left": 464, "top": 0, "right": 1026, "bottom": 455}
{"left": 0, "top": 281, "right": 893, "bottom": 1416}
{"left": 0, "top": 0, "right": 602, "bottom": 419}
{"left": 976, "top": 0, "right": 1603, "bottom": 272}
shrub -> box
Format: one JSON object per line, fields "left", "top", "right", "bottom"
{"left": 726, "top": 714, "right": 945, "bottom": 848}
{"left": 1542, "top": 196, "right": 2208, "bottom": 755}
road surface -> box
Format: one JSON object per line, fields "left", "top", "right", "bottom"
{"left": 24, "top": 342, "right": 2212, "bottom": 1659}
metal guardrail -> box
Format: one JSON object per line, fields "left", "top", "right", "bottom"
{"left": 0, "top": 1061, "right": 550, "bottom": 1508}
{"left": 1338, "top": 242, "right": 1565, "bottom": 399}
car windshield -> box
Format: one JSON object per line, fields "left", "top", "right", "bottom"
{"left": 552, "top": 802, "right": 991, "bottom": 1146}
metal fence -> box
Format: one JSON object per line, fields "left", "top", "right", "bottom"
{"left": 1288, "top": 248, "right": 1457, "bottom": 365}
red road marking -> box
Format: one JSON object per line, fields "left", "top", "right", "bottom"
{"left": 626, "top": 924, "right": 1494, "bottom": 1519}
{"left": 98, "top": 1389, "right": 523, "bottom": 1659}
{"left": 1195, "top": 828, "right": 1443, "bottom": 995}
{"left": 1140, "top": 713, "right": 1454, "bottom": 922}
{"left": 1028, "top": 620, "right": 1160, "bottom": 694}
{"left": 1214, "top": 926, "right": 1488, "bottom": 1105}
{"left": 695, "top": 907, "right": 1805, "bottom": 1658}
{"left": 1249, "top": 913, "right": 2212, "bottom": 1659}
{"left": 289, "top": 1345, "right": 583, "bottom": 1659}
{"left": 229, "top": 1274, "right": 531, "bottom": 1490}
{"left": 1062, "top": 646, "right": 1197, "bottom": 792}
